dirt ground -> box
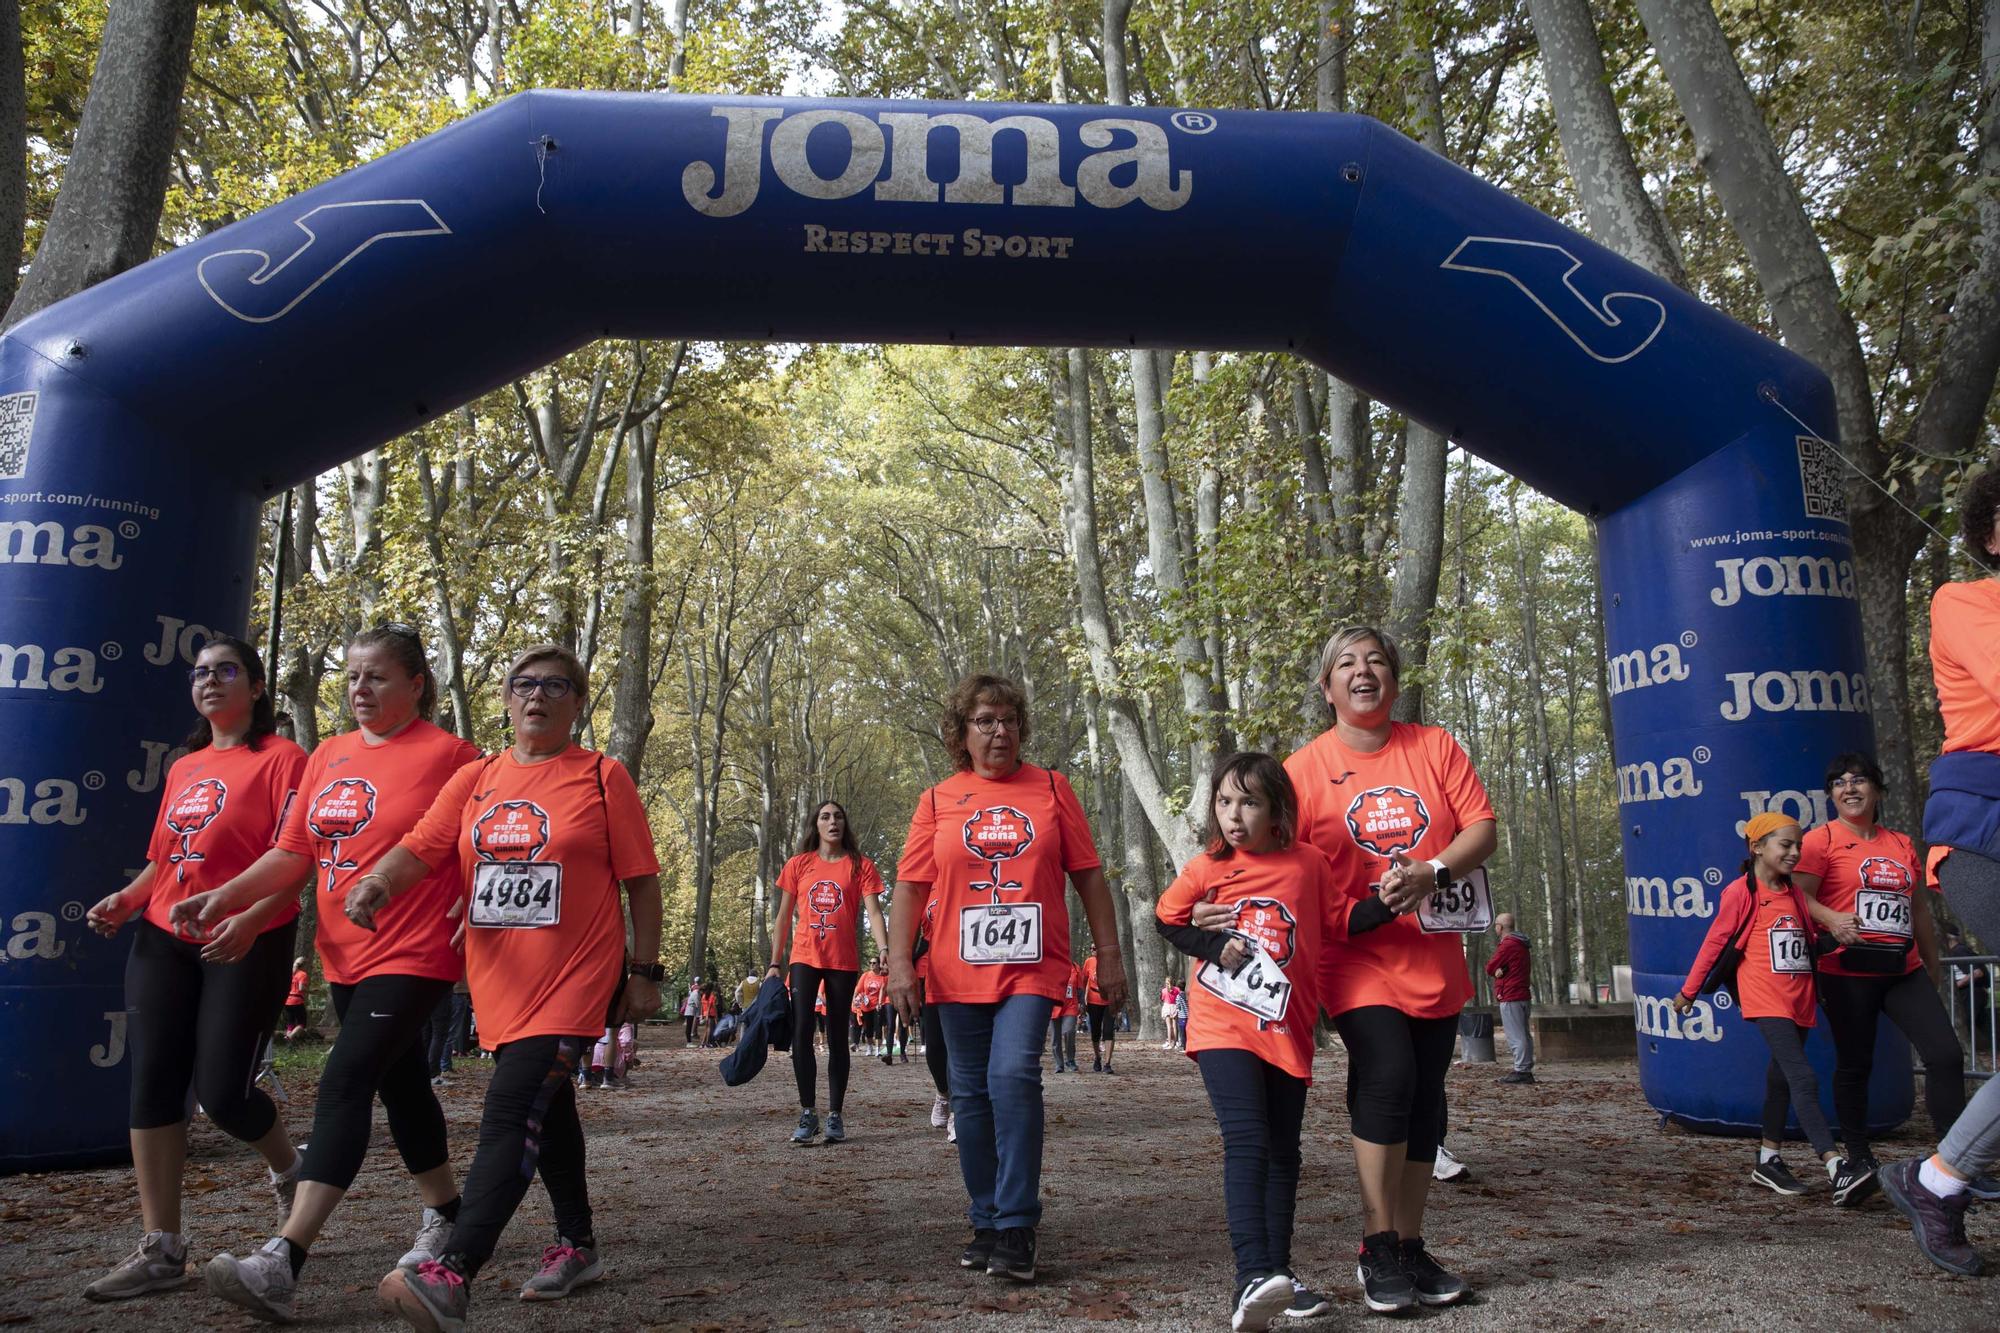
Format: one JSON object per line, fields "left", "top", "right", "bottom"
{"left": 3, "top": 1034, "right": 1997, "bottom": 1332}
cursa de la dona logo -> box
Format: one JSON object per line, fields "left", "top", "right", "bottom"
{"left": 164, "top": 778, "right": 227, "bottom": 882}
{"left": 963, "top": 805, "right": 1036, "bottom": 900}
{"left": 472, "top": 800, "right": 552, "bottom": 862}
{"left": 807, "top": 879, "right": 844, "bottom": 939}
{"left": 308, "top": 777, "right": 376, "bottom": 893}
{"left": 1345, "top": 785, "right": 1431, "bottom": 858}
{"left": 1228, "top": 897, "right": 1297, "bottom": 968}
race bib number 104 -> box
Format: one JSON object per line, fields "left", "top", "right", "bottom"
{"left": 958, "top": 903, "right": 1043, "bottom": 965}
{"left": 1417, "top": 866, "right": 1493, "bottom": 934}
{"left": 471, "top": 862, "right": 562, "bottom": 928}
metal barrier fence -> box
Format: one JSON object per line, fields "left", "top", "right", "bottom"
{"left": 1943, "top": 954, "right": 1999, "bottom": 1082}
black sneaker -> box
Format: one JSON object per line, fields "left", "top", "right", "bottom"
{"left": 1092, "top": 1056, "right": 1103, "bottom": 1072}
{"left": 1230, "top": 1273, "right": 1293, "bottom": 1332}
{"left": 1354, "top": 1233, "right": 1415, "bottom": 1314}
{"left": 986, "top": 1227, "right": 1036, "bottom": 1282}
{"left": 1498, "top": 1070, "right": 1535, "bottom": 1084}
{"left": 1967, "top": 1172, "right": 2000, "bottom": 1202}
{"left": 1398, "top": 1237, "right": 1467, "bottom": 1306}
{"left": 1282, "top": 1278, "right": 1331, "bottom": 1319}
{"left": 1750, "top": 1156, "right": 1806, "bottom": 1195}
{"left": 1881, "top": 1158, "right": 1983, "bottom": 1275}
{"left": 1831, "top": 1156, "right": 1879, "bottom": 1207}
{"left": 958, "top": 1228, "right": 1000, "bottom": 1270}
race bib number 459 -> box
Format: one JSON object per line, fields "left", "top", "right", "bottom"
{"left": 1417, "top": 866, "right": 1493, "bottom": 934}
{"left": 958, "top": 903, "right": 1043, "bottom": 965}
{"left": 471, "top": 862, "right": 562, "bottom": 929}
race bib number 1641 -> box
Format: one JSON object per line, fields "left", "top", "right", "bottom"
{"left": 959, "top": 903, "right": 1043, "bottom": 965}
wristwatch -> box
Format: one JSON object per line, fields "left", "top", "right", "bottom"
{"left": 626, "top": 961, "right": 666, "bottom": 982}
{"left": 1429, "top": 859, "right": 1453, "bottom": 889}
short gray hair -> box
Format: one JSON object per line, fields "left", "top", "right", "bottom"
{"left": 1314, "top": 625, "right": 1401, "bottom": 693}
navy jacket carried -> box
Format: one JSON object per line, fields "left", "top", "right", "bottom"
{"left": 1925, "top": 750, "right": 2000, "bottom": 862}
{"left": 718, "top": 974, "right": 793, "bottom": 1087}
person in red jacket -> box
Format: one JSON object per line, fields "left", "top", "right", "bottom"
{"left": 1484, "top": 916, "right": 1533, "bottom": 1084}
{"left": 1676, "top": 811, "right": 1874, "bottom": 1204}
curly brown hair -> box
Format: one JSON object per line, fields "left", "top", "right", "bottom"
{"left": 1960, "top": 468, "right": 2000, "bottom": 572}
{"left": 941, "top": 673, "right": 1030, "bottom": 771}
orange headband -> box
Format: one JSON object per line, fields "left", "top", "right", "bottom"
{"left": 1744, "top": 811, "right": 1798, "bottom": 847}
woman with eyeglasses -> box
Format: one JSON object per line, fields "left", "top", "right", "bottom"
{"left": 81, "top": 636, "right": 309, "bottom": 1303}
{"left": 886, "top": 672, "right": 1128, "bottom": 1284}
{"left": 371, "top": 643, "right": 663, "bottom": 1330}
{"left": 170, "top": 623, "right": 480, "bottom": 1322}
{"left": 1791, "top": 752, "right": 1961, "bottom": 1190}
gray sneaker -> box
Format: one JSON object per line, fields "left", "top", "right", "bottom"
{"left": 205, "top": 1237, "right": 297, "bottom": 1323}
{"left": 397, "top": 1205, "right": 455, "bottom": 1269}
{"left": 378, "top": 1259, "right": 469, "bottom": 1333}
{"left": 824, "top": 1112, "right": 847, "bottom": 1144}
{"left": 518, "top": 1238, "right": 602, "bottom": 1301}
{"left": 84, "top": 1230, "right": 190, "bottom": 1301}
{"left": 791, "top": 1108, "right": 820, "bottom": 1146}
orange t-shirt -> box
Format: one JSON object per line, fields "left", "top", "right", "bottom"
{"left": 896, "top": 762, "right": 1101, "bottom": 1005}
{"left": 1928, "top": 580, "right": 2000, "bottom": 883}
{"left": 277, "top": 720, "right": 481, "bottom": 985}
{"left": 1683, "top": 876, "right": 1818, "bottom": 1026}
{"left": 1083, "top": 954, "right": 1108, "bottom": 1005}
{"left": 1286, "top": 722, "right": 1493, "bottom": 1020}
{"left": 287, "top": 969, "right": 308, "bottom": 1006}
{"left": 141, "top": 738, "right": 308, "bottom": 935}
{"left": 853, "top": 970, "right": 887, "bottom": 1013}
{"left": 778, "top": 851, "right": 884, "bottom": 973}
{"left": 401, "top": 744, "right": 659, "bottom": 1049}
{"left": 1795, "top": 822, "right": 1921, "bottom": 977}
{"left": 1157, "top": 842, "right": 1361, "bottom": 1083}
{"left": 1058, "top": 962, "right": 1084, "bottom": 1018}
{"left": 913, "top": 887, "right": 943, "bottom": 984}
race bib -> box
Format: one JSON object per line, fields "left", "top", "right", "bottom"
{"left": 1417, "top": 866, "right": 1493, "bottom": 934}
{"left": 958, "top": 902, "right": 1043, "bottom": 965}
{"left": 471, "top": 862, "right": 562, "bottom": 929}
{"left": 1196, "top": 935, "right": 1292, "bottom": 1024}
{"left": 1768, "top": 926, "right": 1810, "bottom": 974}
{"left": 1855, "top": 889, "right": 1913, "bottom": 939}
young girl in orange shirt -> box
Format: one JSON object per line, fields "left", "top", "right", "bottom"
{"left": 1676, "top": 811, "right": 1874, "bottom": 1203}
{"left": 1157, "top": 753, "right": 1393, "bottom": 1331}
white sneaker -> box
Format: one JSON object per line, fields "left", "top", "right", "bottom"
{"left": 930, "top": 1095, "right": 950, "bottom": 1129}
{"left": 205, "top": 1236, "right": 297, "bottom": 1322}
{"left": 946, "top": 1112, "right": 957, "bottom": 1144}
{"left": 270, "top": 1151, "right": 302, "bottom": 1222}
{"left": 398, "top": 1205, "right": 454, "bottom": 1269}
{"left": 84, "top": 1230, "right": 189, "bottom": 1301}
{"left": 1432, "top": 1145, "right": 1470, "bottom": 1182}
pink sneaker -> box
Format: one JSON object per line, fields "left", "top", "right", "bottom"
{"left": 520, "top": 1239, "right": 602, "bottom": 1301}
{"left": 378, "top": 1258, "right": 468, "bottom": 1332}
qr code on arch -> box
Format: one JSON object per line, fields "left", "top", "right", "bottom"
{"left": 0, "top": 391, "right": 35, "bottom": 481}
{"left": 1796, "top": 434, "right": 1846, "bottom": 521}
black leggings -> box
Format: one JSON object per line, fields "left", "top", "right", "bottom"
{"left": 444, "top": 1033, "right": 593, "bottom": 1274}
{"left": 789, "top": 964, "right": 858, "bottom": 1112}
{"left": 1753, "top": 1017, "right": 1837, "bottom": 1157}
{"left": 1332, "top": 1005, "right": 1459, "bottom": 1160}
{"left": 299, "top": 974, "right": 453, "bottom": 1190}
{"left": 1198, "top": 1048, "right": 1309, "bottom": 1286}
{"left": 126, "top": 918, "right": 294, "bottom": 1138}
{"left": 1086, "top": 1003, "right": 1112, "bottom": 1051}
{"left": 921, "top": 983, "right": 949, "bottom": 1098}
{"left": 1819, "top": 968, "right": 1964, "bottom": 1157}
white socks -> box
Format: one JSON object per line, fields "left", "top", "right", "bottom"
{"left": 270, "top": 1149, "right": 302, "bottom": 1183}
{"left": 1921, "top": 1156, "right": 1969, "bottom": 1198}
{"left": 1758, "top": 1147, "right": 1780, "bottom": 1164}
{"left": 1825, "top": 1157, "right": 1842, "bottom": 1181}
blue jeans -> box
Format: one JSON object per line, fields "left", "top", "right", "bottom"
{"left": 939, "top": 994, "right": 1055, "bottom": 1231}
{"left": 1197, "top": 1048, "right": 1308, "bottom": 1285}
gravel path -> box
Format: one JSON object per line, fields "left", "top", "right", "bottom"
{"left": 3, "top": 1040, "right": 1996, "bottom": 1331}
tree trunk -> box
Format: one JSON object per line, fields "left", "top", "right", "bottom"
{"left": 415, "top": 451, "right": 475, "bottom": 739}
{"left": 1119, "top": 771, "right": 1166, "bottom": 1043}
{"left": 0, "top": 0, "right": 24, "bottom": 317}
{"left": 5, "top": 0, "right": 197, "bottom": 327}
{"left": 1508, "top": 486, "right": 1572, "bottom": 1001}
{"left": 606, "top": 412, "right": 660, "bottom": 777}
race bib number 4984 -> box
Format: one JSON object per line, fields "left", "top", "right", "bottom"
{"left": 471, "top": 862, "right": 562, "bottom": 928}
{"left": 958, "top": 903, "right": 1043, "bottom": 965}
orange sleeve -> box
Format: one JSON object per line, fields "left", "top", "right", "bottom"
{"left": 1314, "top": 851, "right": 1346, "bottom": 1011}
{"left": 274, "top": 747, "right": 321, "bottom": 857}
{"left": 267, "top": 742, "right": 308, "bottom": 848}
{"left": 1429, "top": 728, "right": 1496, "bottom": 829}
{"left": 1935, "top": 583, "right": 2000, "bottom": 712}
{"left": 1155, "top": 857, "right": 1210, "bottom": 926}
{"left": 1792, "top": 824, "right": 1831, "bottom": 882}
{"left": 859, "top": 856, "right": 886, "bottom": 897}
{"left": 1051, "top": 770, "right": 1103, "bottom": 873}
{"left": 776, "top": 854, "right": 800, "bottom": 896}
{"left": 142, "top": 770, "right": 178, "bottom": 869}
{"left": 1679, "top": 881, "right": 1752, "bottom": 1000}
{"left": 399, "top": 758, "right": 482, "bottom": 868}
{"left": 896, "top": 787, "right": 939, "bottom": 884}
{"left": 601, "top": 758, "right": 661, "bottom": 879}
{"left": 1283, "top": 747, "right": 1324, "bottom": 853}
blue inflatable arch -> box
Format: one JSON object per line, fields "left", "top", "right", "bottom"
{"left": 0, "top": 92, "right": 1905, "bottom": 1168}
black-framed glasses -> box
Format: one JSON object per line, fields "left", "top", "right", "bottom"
{"left": 189, "top": 663, "right": 242, "bottom": 685}
{"left": 969, "top": 714, "right": 1022, "bottom": 734}
{"left": 509, "top": 675, "right": 575, "bottom": 700}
